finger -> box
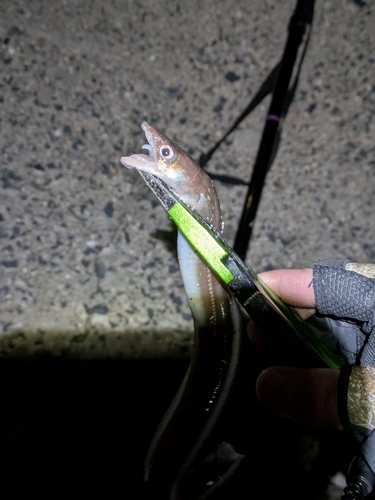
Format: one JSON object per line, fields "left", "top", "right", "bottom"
{"left": 246, "top": 320, "right": 265, "bottom": 348}
{"left": 258, "top": 269, "right": 316, "bottom": 309}
{"left": 256, "top": 366, "right": 341, "bottom": 429}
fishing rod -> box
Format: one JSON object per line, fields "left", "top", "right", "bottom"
{"left": 199, "top": 0, "right": 315, "bottom": 260}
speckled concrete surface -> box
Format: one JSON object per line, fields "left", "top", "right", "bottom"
{"left": 0, "top": 0, "right": 374, "bottom": 358}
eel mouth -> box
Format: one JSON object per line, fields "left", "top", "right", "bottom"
{"left": 120, "top": 121, "right": 157, "bottom": 170}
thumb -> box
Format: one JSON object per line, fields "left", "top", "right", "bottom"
{"left": 258, "top": 268, "right": 315, "bottom": 308}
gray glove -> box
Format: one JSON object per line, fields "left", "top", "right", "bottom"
{"left": 313, "top": 259, "right": 375, "bottom": 366}
{"left": 312, "top": 259, "right": 375, "bottom": 498}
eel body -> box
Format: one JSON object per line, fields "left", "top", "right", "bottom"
{"left": 121, "top": 122, "right": 243, "bottom": 499}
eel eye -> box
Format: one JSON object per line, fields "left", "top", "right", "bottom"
{"left": 159, "top": 145, "right": 175, "bottom": 161}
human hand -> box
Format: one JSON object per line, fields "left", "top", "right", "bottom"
{"left": 247, "top": 268, "right": 341, "bottom": 429}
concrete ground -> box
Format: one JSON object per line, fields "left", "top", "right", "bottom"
{"left": 0, "top": 0, "right": 374, "bottom": 357}
{"left": 0, "top": 1, "right": 374, "bottom": 498}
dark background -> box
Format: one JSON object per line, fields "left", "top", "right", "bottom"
{"left": 0, "top": 354, "right": 354, "bottom": 499}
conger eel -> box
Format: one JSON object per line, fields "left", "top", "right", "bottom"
{"left": 121, "top": 122, "right": 243, "bottom": 499}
